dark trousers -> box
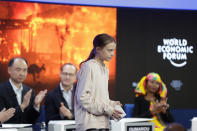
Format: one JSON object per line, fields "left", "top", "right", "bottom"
{"left": 86, "top": 129, "right": 109, "bottom": 131}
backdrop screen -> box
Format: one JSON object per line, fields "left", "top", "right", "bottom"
{"left": 0, "top": 1, "right": 117, "bottom": 97}
{"left": 116, "top": 8, "right": 197, "bottom": 108}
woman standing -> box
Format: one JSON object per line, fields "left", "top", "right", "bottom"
{"left": 74, "top": 33, "right": 122, "bottom": 131}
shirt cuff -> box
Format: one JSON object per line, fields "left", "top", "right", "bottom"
{"left": 34, "top": 105, "right": 40, "bottom": 112}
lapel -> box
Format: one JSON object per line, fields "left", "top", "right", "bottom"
{"left": 56, "top": 86, "right": 69, "bottom": 109}
{"left": 71, "top": 83, "right": 76, "bottom": 110}
{"left": 6, "top": 81, "right": 19, "bottom": 106}
{"left": 21, "top": 85, "right": 29, "bottom": 103}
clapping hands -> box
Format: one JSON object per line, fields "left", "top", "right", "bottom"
{"left": 151, "top": 97, "right": 169, "bottom": 115}
{"left": 0, "top": 108, "right": 15, "bottom": 123}
{"left": 34, "top": 89, "right": 47, "bottom": 108}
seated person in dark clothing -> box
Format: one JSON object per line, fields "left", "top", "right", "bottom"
{"left": 132, "top": 72, "right": 174, "bottom": 131}
{"left": 45, "top": 63, "right": 77, "bottom": 124}
{"left": 0, "top": 57, "right": 47, "bottom": 124}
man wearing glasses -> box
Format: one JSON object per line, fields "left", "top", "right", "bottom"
{"left": 45, "top": 63, "right": 77, "bottom": 124}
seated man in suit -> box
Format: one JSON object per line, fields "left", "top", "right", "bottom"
{"left": 0, "top": 57, "right": 47, "bottom": 124}
{"left": 45, "top": 63, "right": 77, "bottom": 124}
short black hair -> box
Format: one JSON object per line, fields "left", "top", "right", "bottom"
{"left": 8, "top": 57, "right": 28, "bottom": 67}
{"left": 61, "top": 63, "right": 77, "bottom": 74}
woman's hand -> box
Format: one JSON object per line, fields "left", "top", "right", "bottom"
{"left": 160, "top": 97, "right": 170, "bottom": 113}
{"left": 115, "top": 101, "right": 122, "bottom": 107}
{"left": 151, "top": 98, "right": 169, "bottom": 115}
{"left": 151, "top": 100, "right": 164, "bottom": 115}
{"left": 112, "top": 109, "right": 122, "bottom": 120}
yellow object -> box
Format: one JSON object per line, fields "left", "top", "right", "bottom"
{"left": 135, "top": 72, "right": 168, "bottom": 130}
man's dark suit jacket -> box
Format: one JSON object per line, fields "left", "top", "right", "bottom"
{"left": 44, "top": 85, "right": 75, "bottom": 124}
{"left": 0, "top": 81, "right": 40, "bottom": 124}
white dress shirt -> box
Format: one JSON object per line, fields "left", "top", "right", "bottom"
{"left": 60, "top": 83, "right": 73, "bottom": 110}
{"left": 9, "top": 79, "right": 23, "bottom": 105}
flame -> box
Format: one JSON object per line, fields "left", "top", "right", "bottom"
{"left": 22, "top": 40, "right": 29, "bottom": 52}
{"left": 13, "top": 42, "right": 21, "bottom": 55}
{"left": 12, "top": 3, "right": 40, "bottom": 19}
{"left": 0, "top": 2, "right": 116, "bottom": 82}
{"left": 30, "top": 17, "right": 67, "bottom": 36}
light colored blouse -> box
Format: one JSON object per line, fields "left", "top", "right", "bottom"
{"left": 74, "top": 59, "right": 116, "bottom": 131}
